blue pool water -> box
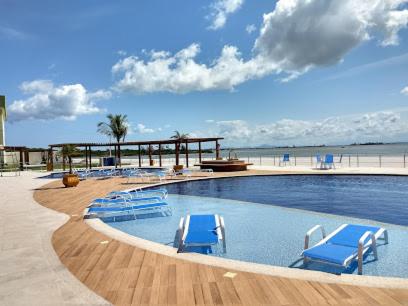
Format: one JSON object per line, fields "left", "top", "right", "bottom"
{"left": 106, "top": 175, "right": 408, "bottom": 278}
{"left": 162, "top": 175, "right": 408, "bottom": 226}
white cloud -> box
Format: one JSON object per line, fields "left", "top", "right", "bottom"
{"left": 113, "top": 0, "right": 408, "bottom": 94}
{"left": 8, "top": 80, "right": 111, "bottom": 122}
{"left": 205, "top": 119, "right": 215, "bottom": 123}
{"left": 112, "top": 43, "right": 271, "bottom": 94}
{"left": 117, "top": 50, "right": 127, "bottom": 56}
{"left": 202, "top": 110, "right": 408, "bottom": 146}
{"left": 254, "top": 0, "right": 408, "bottom": 78}
{"left": 0, "top": 25, "right": 27, "bottom": 40}
{"left": 245, "top": 24, "right": 256, "bottom": 34}
{"left": 133, "top": 123, "right": 155, "bottom": 134}
{"left": 401, "top": 86, "right": 408, "bottom": 95}
{"left": 208, "top": 0, "right": 244, "bottom": 30}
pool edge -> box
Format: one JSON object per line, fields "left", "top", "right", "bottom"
{"left": 85, "top": 217, "right": 408, "bottom": 290}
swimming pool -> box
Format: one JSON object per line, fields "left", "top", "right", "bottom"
{"left": 162, "top": 175, "right": 408, "bottom": 226}
{"left": 105, "top": 175, "right": 408, "bottom": 278}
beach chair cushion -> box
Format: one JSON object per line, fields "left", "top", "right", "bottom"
{"left": 184, "top": 215, "right": 219, "bottom": 245}
{"left": 185, "top": 230, "right": 219, "bottom": 244}
{"left": 303, "top": 244, "right": 357, "bottom": 265}
{"left": 328, "top": 224, "right": 380, "bottom": 248}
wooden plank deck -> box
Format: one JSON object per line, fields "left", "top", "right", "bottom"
{"left": 33, "top": 173, "right": 408, "bottom": 305}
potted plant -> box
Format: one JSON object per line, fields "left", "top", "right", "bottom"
{"left": 60, "top": 144, "right": 80, "bottom": 187}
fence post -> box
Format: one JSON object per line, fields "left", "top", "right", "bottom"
{"left": 274, "top": 155, "right": 276, "bottom": 166}
{"left": 379, "top": 155, "right": 382, "bottom": 168}
{"left": 357, "top": 154, "right": 359, "bottom": 167}
{"left": 294, "top": 155, "right": 297, "bottom": 166}
{"left": 310, "top": 155, "right": 313, "bottom": 167}
{"left": 259, "top": 155, "right": 262, "bottom": 165}
{"left": 404, "top": 154, "right": 406, "bottom": 168}
{"left": 247, "top": 156, "right": 250, "bottom": 163}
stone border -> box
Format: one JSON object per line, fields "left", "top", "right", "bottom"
{"left": 84, "top": 172, "right": 408, "bottom": 289}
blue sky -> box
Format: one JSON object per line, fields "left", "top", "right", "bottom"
{"left": 1, "top": 0, "right": 408, "bottom": 148}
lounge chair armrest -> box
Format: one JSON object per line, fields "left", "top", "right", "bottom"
{"left": 357, "top": 231, "right": 377, "bottom": 275}
{"left": 358, "top": 231, "right": 376, "bottom": 248}
{"left": 304, "top": 225, "right": 326, "bottom": 250}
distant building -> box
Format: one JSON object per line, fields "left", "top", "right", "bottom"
{"left": 0, "top": 95, "right": 6, "bottom": 147}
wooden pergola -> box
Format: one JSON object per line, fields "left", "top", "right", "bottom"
{"left": 0, "top": 146, "right": 30, "bottom": 170}
{"left": 48, "top": 137, "right": 223, "bottom": 171}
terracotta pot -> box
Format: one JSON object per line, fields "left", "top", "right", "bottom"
{"left": 173, "top": 165, "right": 184, "bottom": 171}
{"left": 62, "top": 173, "right": 80, "bottom": 188}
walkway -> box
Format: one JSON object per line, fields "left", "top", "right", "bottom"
{"left": 0, "top": 172, "right": 109, "bottom": 305}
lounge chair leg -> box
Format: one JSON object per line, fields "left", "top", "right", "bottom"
{"left": 220, "top": 217, "right": 226, "bottom": 253}
{"left": 383, "top": 230, "right": 389, "bottom": 244}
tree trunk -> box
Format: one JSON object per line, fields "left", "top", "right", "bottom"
{"left": 118, "top": 145, "right": 121, "bottom": 167}
{"left": 68, "top": 156, "right": 73, "bottom": 174}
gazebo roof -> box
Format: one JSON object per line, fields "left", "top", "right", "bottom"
{"left": 49, "top": 137, "right": 223, "bottom": 148}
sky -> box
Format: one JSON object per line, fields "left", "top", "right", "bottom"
{"left": 1, "top": 0, "right": 408, "bottom": 148}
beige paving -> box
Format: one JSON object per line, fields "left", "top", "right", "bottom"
{"left": 0, "top": 172, "right": 109, "bottom": 305}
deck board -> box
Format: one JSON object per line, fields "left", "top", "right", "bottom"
{"left": 33, "top": 174, "right": 408, "bottom": 305}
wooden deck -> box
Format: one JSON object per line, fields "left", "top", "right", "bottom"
{"left": 33, "top": 173, "right": 408, "bottom": 305}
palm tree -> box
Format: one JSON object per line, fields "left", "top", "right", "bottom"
{"left": 171, "top": 131, "right": 189, "bottom": 165}
{"left": 97, "top": 114, "right": 129, "bottom": 166}
{"left": 171, "top": 130, "right": 189, "bottom": 140}
{"left": 59, "top": 145, "right": 79, "bottom": 174}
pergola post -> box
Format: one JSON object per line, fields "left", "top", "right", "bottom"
{"left": 138, "top": 145, "right": 141, "bottom": 167}
{"left": 198, "top": 141, "right": 202, "bottom": 163}
{"left": 159, "top": 144, "right": 162, "bottom": 167}
{"left": 19, "top": 149, "right": 24, "bottom": 171}
{"left": 175, "top": 141, "right": 180, "bottom": 166}
{"left": 85, "top": 146, "right": 88, "bottom": 169}
{"left": 215, "top": 140, "right": 221, "bottom": 160}
{"left": 47, "top": 147, "right": 54, "bottom": 171}
{"left": 148, "top": 144, "right": 152, "bottom": 166}
{"left": 185, "top": 140, "right": 189, "bottom": 168}
{"left": 89, "top": 146, "right": 92, "bottom": 169}
{"left": 24, "top": 149, "right": 29, "bottom": 165}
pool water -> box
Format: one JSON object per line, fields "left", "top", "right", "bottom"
{"left": 106, "top": 175, "right": 408, "bottom": 278}
{"left": 162, "top": 175, "right": 408, "bottom": 226}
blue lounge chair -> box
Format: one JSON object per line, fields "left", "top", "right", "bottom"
{"left": 177, "top": 214, "right": 226, "bottom": 253}
{"left": 321, "top": 154, "right": 335, "bottom": 169}
{"left": 279, "top": 153, "right": 290, "bottom": 166}
{"left": 302, "top": 224, "right": 388, "bottom": 275}
{"left": 84, "top": 200, "right": 171, "bottom": 220}
{"left": 109, "top": 188, "right": 168, "bottom": 200}
{"left": 89, "top": 196, "right": 163, "bottom": 207}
